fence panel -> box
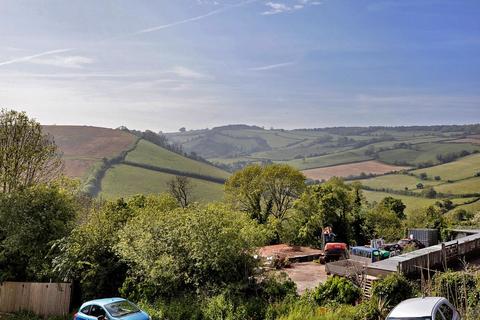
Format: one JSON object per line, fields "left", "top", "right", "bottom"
{"left": 0, "top": 282, "right": 71, "bottom": 317}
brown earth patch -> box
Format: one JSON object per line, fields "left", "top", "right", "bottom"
{"left": 302, "top": 160, "right": 410, "bottom": 181}
{"left": 43, "top": 126, "right": 136, "bottom": 178}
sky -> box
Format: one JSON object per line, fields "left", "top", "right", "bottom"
{"left": 0, "top": 0, "right": 479, "bottom": 132}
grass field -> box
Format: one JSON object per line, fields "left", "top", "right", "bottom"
{"left": 434, "top": 177, "right": 480, "bottom": 195}
{"left": 410, "top": 153, "right": 480, "bottom": 181}
{"left": 377, "top": 143, "right": 480, "bottom": 166}
{"left": 44, "top": 125, "right": 137, "bottom": 177}
{"left": 284, "top": 150, "right": 373, "bottom": 170}
{"left": 362, "top": 190, "right": 474, "bottom": 214}
{"left": 126, "top": 140, "right": 230, "bottom": 179}
{"left": 100, "top": 164, "right": 225, "bottom": 201}
{"left": 302, "top": 160, "right": 408, "bottom": 181}
{"left": 357, "top": 174, "right": 442, "bottom": 191}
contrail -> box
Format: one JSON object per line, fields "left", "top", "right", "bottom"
{"left": 0, "top": 0, "right": 259, "bottom": 67}
{"left": 133, "top": 0, "right": 259, "bottom": 35}
{"left": 250, "top": 61, "right": 296, "bottom": 71}
{"left": 0, "top": 48, "right": 73, "bottom": 67}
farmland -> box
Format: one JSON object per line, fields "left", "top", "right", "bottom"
{"left": 100, "top": 164, "right": 224, "bottom": 201}
{"left": 43, "top": 125, "right": 137, "bottom": 177}
{"left": 46, "top": 124, "right": 480, "bottom": 210}
{"left": 126, "top": 140, "right": 230, "bottom": 180}
{"left": 302, "top": 160, "right": 409, "bottom": 181}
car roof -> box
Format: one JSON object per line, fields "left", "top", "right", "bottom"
{"left": 388, "top": 297, "right": 445, "bottom": 317}
{"left": 83, "top": 297, "right": 126, "bottom": 307}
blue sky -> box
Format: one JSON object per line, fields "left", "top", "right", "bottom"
{"left": 0, "top": 0, "right": 479, "bottom": 132}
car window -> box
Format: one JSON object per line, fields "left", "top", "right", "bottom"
{"left": 80, "top": 305, "right": 91, "bottom": 315}
{"left": 89, "top": 305, "right": 106, "bottom": 317}
{"left": 439, "top": 303, "right": 454, "bottom": 320}
{"left": 435, "top": 309, "right": 446, "bottom": 320}
{"left": 105, "top": 300, "right": 140, "bottom": 317}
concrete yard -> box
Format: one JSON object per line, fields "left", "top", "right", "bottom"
{"left": 281, "top": 262, "right": 328, "bottom": 294}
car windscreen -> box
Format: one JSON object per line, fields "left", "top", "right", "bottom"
{"left": 105, "top": 301, "right": 140, "bottom": 317}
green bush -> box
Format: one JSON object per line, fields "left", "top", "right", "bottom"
{"left": 309, "top": 276, "right": 361, "bottom": 306}
{"left": 371, "top": 273, "right": 416, "bottom": 308}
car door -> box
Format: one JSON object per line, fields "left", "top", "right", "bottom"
{"left": 76, "top": 305, "right": 96, "bottom": 320}
{"left": 88, "top": 304, "right": 109, "bottom": 320}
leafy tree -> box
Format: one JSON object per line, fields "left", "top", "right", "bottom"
{"left": 225, "top": 164, "right": 305, "bottom": 225}
{"left": 419, "top": 172, "right": 427, "bottom": 180}
{"left": 0, "top": 109, "right": 63, "bottom": 193}
{"left": 0, "top": 184, "right": 76, "bottom": 281}
{"left": 167, "top": 175, "right": 193, "bottom": 208}
{"left": 421, "top": 187, "right": 437, "bottom": 199}
{"left": 366, "top": 205, "right": 403, "bottom": 242}
{"left": 379, "top": 196, "right": 406, "bottom": 220}
{"left": 416, "top": 183, "right": 424, "bottom": 189}
{"left": 116, "top": 203, "right": 267, "bottom": 300}
{"left": 294, "top": 178, "right": 363, "bottom": 246}
{"left": 54, "top": 194, "right": 178, "bottom": 300}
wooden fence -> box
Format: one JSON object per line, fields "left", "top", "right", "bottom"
{"left": 0, "top": 282, "right": 71, "bottom": 317}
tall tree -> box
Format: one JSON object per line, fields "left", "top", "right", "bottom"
{"left": 0, "top": 109, "right": 63, "bottom": 193}
{"left": 225, "top": 164, "right": 305, "bottom": 224}
{"left": 167, "top": 175, "right": 193, "bottom": 208}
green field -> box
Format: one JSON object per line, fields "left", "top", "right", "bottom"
{"left": 377, "top": 143, "right": 480, "bottom": 166}
{"left": 434, "top": 177, "right": 480, "bottom": 195}
{"left": 126, "top": 140, "right": 230, "bottom": 179}
{"left": 357, "top": 174, "right": 441, "bottom": 191}
{"left": 410, "top": 153, "right": 480, "bottom": 181}
{"left": 362, "top": 190, "right": 476, "bottom": 214}
{"left": 100, "top": 164, "right": 224, "bottom": 201}
{"left": 167, "top": 125, "right": 480, "bottom": 170}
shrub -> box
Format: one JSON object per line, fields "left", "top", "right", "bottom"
{"left": 371, "top": 273, "right": 416, "bottom": 308}
{"left": 310, "top": 276, "right": 361, "bottom": 306}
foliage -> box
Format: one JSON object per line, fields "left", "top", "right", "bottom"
{"left": 0, "top": 109, "right": 63, "bottom": 193}
{"left": 0, "top": 184, "right": 77, "bottom": 281}
{"left": 53, "top": 195, "right": 177, "bottom": 300}
{"left": 116, "top": 203, "right": 267, "bottom": 300}
{"left": 294, "top": 178, "right": 363, "bottom": 246}
{"left": 309, "top": 276, "right": 361, "bottom": 306}
{"left": 225, "top": 164, "right": 305, "bottom": 225}
{"left": 379, "top": 196, "right": 406, "bottom": 219}
{"left": 365, "top": 204, "right": 403, "bottom": 242}
{"left": 371, "top": 273, "right": 416, "bottom": 308}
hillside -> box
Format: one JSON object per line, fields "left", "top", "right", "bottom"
{"left": 45, "top": 126, "right": 229, "bottom": 200}
{"left": 43, "top": 125, "right": 137, "bottom": 178}
{"left": 352, "top": 153, "right": 480, "bottom": 214}
{"left": 166, "top": 124, "right": 480, "bottom": 173}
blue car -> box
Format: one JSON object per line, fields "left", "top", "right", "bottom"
{"left": 73, "top": 298, "right": 151, "bottom": 320}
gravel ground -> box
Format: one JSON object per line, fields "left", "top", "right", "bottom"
{"left": 280, "top": 262, "right": 328, "bottom": 294}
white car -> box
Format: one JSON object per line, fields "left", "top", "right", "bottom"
{"left": 386, "top": 297, "right": 460, "bottom": 320}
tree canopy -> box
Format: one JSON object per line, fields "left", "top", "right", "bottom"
{"left": 0, "top": 109, "right": 63, "bottom": 193}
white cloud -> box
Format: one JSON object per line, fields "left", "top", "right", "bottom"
{"left": 170, "top": 66, "right": 207, "bottom": 79}
{"left": 261, "top": 0, "right": 322, "bottom": 15}
{"left": 30, "top": 55, "right": 94, "bottom": 69}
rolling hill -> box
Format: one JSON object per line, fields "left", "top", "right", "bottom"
{"left": 45, "top": 126, "right": 229, "bottom": 201}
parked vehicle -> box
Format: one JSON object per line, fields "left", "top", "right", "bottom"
{"left": 386, "top": 297, "right": 460, "bottom": 320}
{"left": 321, "top": 242, "right": 348, "bottom": 263}
{"left": 397, "top": 238, "right": 426, "bottom": 250}
{"left": 319, "top": 226, "right": 348, "bottom": 264}
{"left": 350, "top": 246, "right": 384, "bottom": 262}
{"left": 74, "top": 298, "right": 151, "bottom": 320}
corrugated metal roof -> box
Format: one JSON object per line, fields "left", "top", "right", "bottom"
{"left": 368, "top": 232, "right": 480, "bottom": 273}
